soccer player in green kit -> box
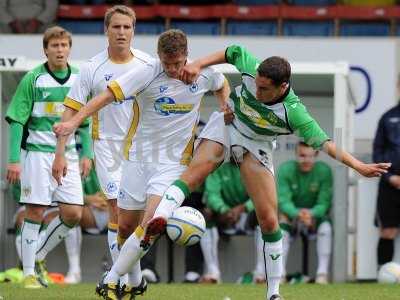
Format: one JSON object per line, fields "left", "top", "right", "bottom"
{"left": 141, "top": 45, "right": 391, "bottom": 300}
{"left": 5, "top": 26, "right": 93, "bottom": 288}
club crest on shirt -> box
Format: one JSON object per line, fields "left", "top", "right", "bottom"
{"left": 189, "top": 82, "right": 198, "bottom": 93}
{"left": 104, "top": 73, "right": 113, "bottom": 81}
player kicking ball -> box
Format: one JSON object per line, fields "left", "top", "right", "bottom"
{"left": 53, "top": 29, "right": 230, "bottom": 300}
{"left": 141, "top": 46, "right": 390, "bottom": 300}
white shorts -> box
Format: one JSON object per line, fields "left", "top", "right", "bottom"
{"left": 117, "top": 160, "right": 187, "bottom": 210}
{"left": 198, "top": 111, "right": 275, "bottom": 174}
{"left": 20, "top": 151, "right": 83, "bottom": 206}
{"left": 94, "top": 139, "right": 124, "bottom": 200}
{"left": 91, "top": 207, "right": 109, "bottom": 232}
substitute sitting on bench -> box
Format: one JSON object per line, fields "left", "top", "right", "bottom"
{"left": 277, "top": 141, "right": 333, "bottom": 284}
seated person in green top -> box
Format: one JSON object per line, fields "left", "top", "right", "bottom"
{"left": 200, "top": 161, "right": 265, "bottom": 284}
{"left": 277, "top": 142, "right": 333, "bottom": 284}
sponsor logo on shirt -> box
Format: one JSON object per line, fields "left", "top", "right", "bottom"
{"left": 44, "top": 102, "right": 65, "bottom": 116}
{"left": 154, "top": 97, "right": 194, "bottom": 116}
{"left": 104, "top": 73, "right": 113, "bottom": 81}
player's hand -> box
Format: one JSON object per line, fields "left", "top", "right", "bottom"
{"left": 6, "top": 163, "right": 21, "bottom": 184}
{"left": 179, "top": 62, "right": 201, "bottom": 84}
{"left": 298, "top": 209, "right": 313, "bottom": 228}
{"left": 219, "top": 211, "right": 236, "bottom": 227}
{"left": 52, "top": 154, "right": 67, "bottom": 186}
{"left": 80, "top": 157, "right": 92, "bottom": 178}
{"left": 388, "top": 175, "right": 400, "bottom": 189}
{"left": 221, "top": 103, "right": 234, "bottom": 125}
{"left": 229, "top": 204, "right": 245, "bottom": 222}
{"left": 53, "top": 121, "right": 77, "bottom": 137}
{"left": 355, "top": 162, "right": 391, "bottom": 178}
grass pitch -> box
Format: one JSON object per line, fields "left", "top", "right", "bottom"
{"left": 0, "top": 283, "right": 399, "bottom": 300}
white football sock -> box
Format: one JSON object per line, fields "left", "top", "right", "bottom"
{"left": 154, "top": 182, "right": 188, "bottom": 219}
{"left": 36, "top": 216, "right": 73, "bottom": 261}
{"left": 105, "top": 226, "right": 148, "bottom": 284}
{"left": 107, "top": 223, "right": 119, "bottom": 263}
{"left": 200, "top": 228, "right": 214, "bottom": 275}
{"left": 264, "top": 238, "right": 283, "bottom": 299}
{"left": 210, "top": 227, "right": 220, "bottom": 277}
{"left": 253, "top": 226, "right": 265, "bottom": 278}
{"left": 316, "top": 221, "right": 332, "bottom": 275}
{"left": 128, "top": 261, "right": 142, "bottom": 287}
{"left": 21, "top": 219, "right": 41, "bottom": 276}
{"left": 65, "top": 225, "right": 82, "bottom": 274}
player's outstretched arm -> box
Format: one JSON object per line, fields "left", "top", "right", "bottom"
{"left": 322, "top": 140, "right": 391, "bottom": 177}
{"left": 180, "top": 50, "right": 226, "bottom": 84}
{"left": 53, "top": 89, "right": 115, "bottom": 137}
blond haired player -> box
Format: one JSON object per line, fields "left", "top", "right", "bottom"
{"left": 53, "top": 29, "right": 230, "bottom": 300}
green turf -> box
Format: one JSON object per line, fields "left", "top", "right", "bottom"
{"left": 0, "top": 283, "right": 399, "bottom": 300}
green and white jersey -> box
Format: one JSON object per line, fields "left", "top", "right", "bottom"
{"left": 6, "top": 63, "right": 78, "bottom": 153}
{"left": 225, "top": 45, "right": 329, "bottom": 149}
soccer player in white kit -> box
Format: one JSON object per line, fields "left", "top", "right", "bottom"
{"left": 53, "top": 29, "right": 230, "bottom": 300}
{"left": 52, "top": 6, "right": 154, "bottom": 289}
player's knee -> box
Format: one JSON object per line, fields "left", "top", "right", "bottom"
{"left": 25, "top": 206, "right": 45, "bottom": 222}
{"left": 61, "top": 209, "right": 82, "bottom": 226}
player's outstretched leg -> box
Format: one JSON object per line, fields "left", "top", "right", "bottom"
{"left": 144, "top": 139, "right": 224, "bottom": 242}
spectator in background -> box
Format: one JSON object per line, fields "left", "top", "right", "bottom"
{"left": 200, "top": 161, "right": 265, "bottom": 284}
{"left": 277, "top": 142, "right": 333, "bottom": 284}
{"left": 0, "top": 0, "right": 59, "bottom": 34}
{"left": 373, "top": 98, "right": 400, "bottom": 268}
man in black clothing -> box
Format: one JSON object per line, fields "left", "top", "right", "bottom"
{"left": 373, "top": 102, "right": 400, "bottom": 267}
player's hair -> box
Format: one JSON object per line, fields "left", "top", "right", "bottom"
{"left": 43, "top": 26, "right": 72, "bottom": 49}
{"left": 104, "top": 5, "right": 136, "bottom": 28}
{"left": 257, "top": 56, "right": 291, "bottom": 87}
{"left": 297, "top": 141, "right": 312, "bottom": 149}
{"left": 157, "top": 29, "right": 188, "bottom": 57}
